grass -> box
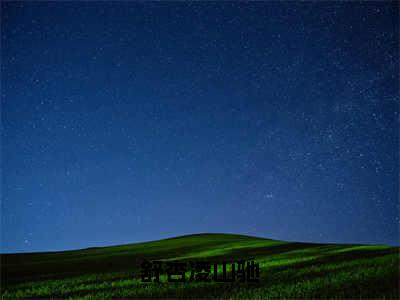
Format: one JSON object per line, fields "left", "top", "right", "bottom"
{"left": 1, "top": 233, "right": 399, "bottom": 299}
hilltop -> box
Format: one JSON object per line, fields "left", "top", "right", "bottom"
{"left": 1, "top": 233, "right": 399, "bottom": 299}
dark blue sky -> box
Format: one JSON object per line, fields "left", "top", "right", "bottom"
{"left": 1, "top": 2, "right": 399, "bottom": 253}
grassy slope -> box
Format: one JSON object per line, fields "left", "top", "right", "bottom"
{"left": 1, "top": 233, "right": 399, "bottom": 299}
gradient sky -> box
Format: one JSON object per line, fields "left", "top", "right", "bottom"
{"left": 1, "top": 2, "right": 399, "bottom": 253}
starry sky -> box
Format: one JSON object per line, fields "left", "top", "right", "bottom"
{"left": 1, "top": 2, "right": 399, "bottom": 253}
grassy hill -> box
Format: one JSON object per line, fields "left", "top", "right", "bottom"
{"left": 1, "top": 233, "right": 399, "bottom": 299}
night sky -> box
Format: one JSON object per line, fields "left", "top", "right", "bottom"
{"left": 1, "top": 2, "right": 399, "bottom": 253}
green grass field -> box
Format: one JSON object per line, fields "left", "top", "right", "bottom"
{"left": 1, "top": 233, "right": 399, "bottom": 299}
